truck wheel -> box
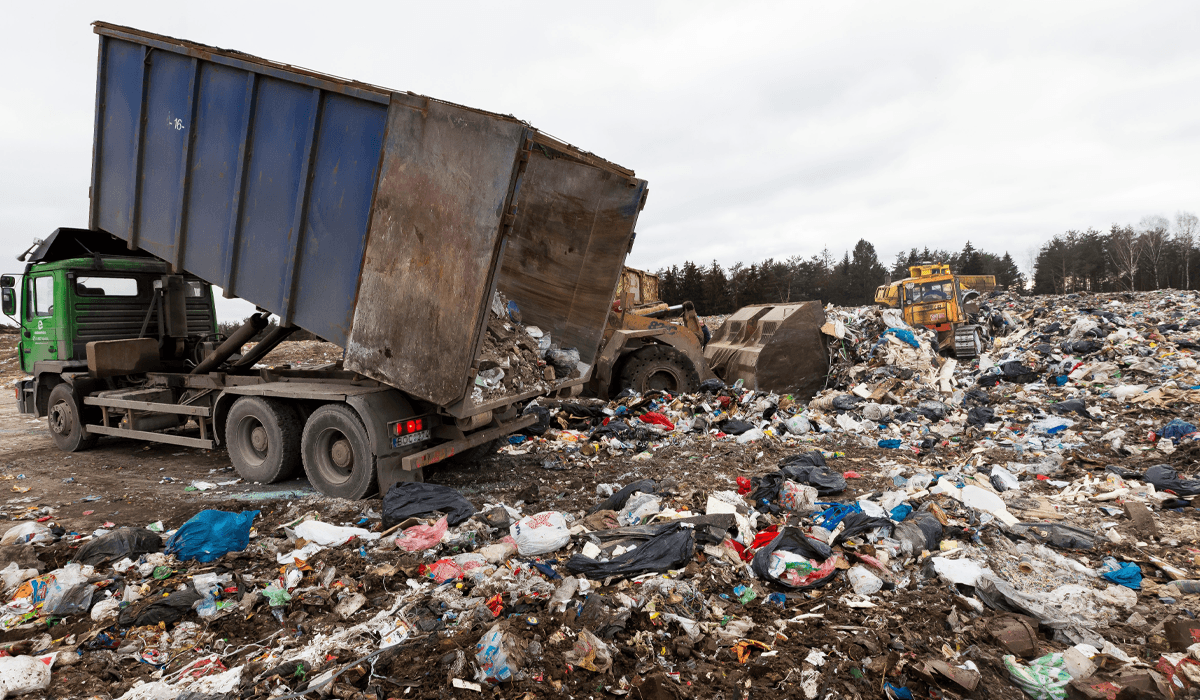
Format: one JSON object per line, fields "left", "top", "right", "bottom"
{"left": 617, "top": 345, "right": 700, "bottom": 395}
{"left": 302, "top": 404, "right": 376, "bottom": 499}
{"left": 46, "top": 384, "right": 98, "bottom": 452}
{"left": 226, "top": 397, "right": 303, "bottom": 483}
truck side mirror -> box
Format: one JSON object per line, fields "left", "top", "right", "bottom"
{"left": 0, "top": 276, "right": 14, "bottom": 288}
{"left": 1, "top": 288, "right": 14, "bottom": 316}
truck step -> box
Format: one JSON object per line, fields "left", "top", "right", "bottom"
{"left": 84, "top": 424, "right": 214, "bottom": 449}
{"left": 84, "top": 396, "right": 211, "bottom": 417}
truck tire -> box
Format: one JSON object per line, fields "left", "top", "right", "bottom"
{"left": 46, "top": 383, "right": 98, "bottom": 452}
{"left": 617, "top": 345, "right": 700, "bottom": 395}
{"left": 225, "top": 397, "right": 303, "bottom": 484}
{"left": 302, "top": 404, "right": 376, "bottom": 499}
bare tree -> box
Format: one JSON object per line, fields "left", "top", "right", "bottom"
{"left": 1139, "top": 215, "right": 1170, "bottom": 289}
{"left": 1107, "top": 224, "right": 1143, "bottom": 291}
{"left": 1176, "top": 211, "right": 1199, "bottom": 290}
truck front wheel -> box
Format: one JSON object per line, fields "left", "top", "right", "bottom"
{"left": 302, "top": 404, "right": 376, "bottom": 499}
{"left": 226, "top": 397, "right": 303, "bottom": 484}
{"left": 46, "top": 384, "right": 98, "bottom": 452}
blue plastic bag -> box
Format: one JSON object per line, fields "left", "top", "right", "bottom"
{"left": 889, "top": 503, "right": 913, "bottom": 522}
{"left": 812, "top": 502, "right": 861, "bottom": 530}
{"left": 882, "top": 328, "right": 919, "bottom": 348}
{"left": 1099, "top": 557, "right": 1142, "bottom": 589}
{"left": 165, "top": 510, "right": 259, "bottom": 563}
{"left": 878, "top": 439, "right": 902, "bottom": 449}
{"left": 1157, "top": 418, "right": 1197, "bottom": 443}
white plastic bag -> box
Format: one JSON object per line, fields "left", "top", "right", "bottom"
{"left": 0, "top": 523, "right": 52, "bottom": 547}
{"left": 41, "top": 563, "right": 93, "bottom": 617}
{"left": 510, "top": 512, "right": 570, "bottom": 555}
{"left": 0, "top": 655, "right": 51, "bottom": 699}
{"left": 785, "top": 415, "right": 811, "bottom": 435}
{"left": 291, "top": 520, "right": 381, "bottom": 546}
{"left": 617, "top": 493, "right": 661, "bottom": 527}
{"left": 475, "top": 623, "right": 524, "bottom": 681}
{"left": 0, "top": 563, "right": 36, "bottom": 596}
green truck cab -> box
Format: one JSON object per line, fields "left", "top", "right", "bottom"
{"left": 6, "top": 229, "right": 217, "bottom": 430}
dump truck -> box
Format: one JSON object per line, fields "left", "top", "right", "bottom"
{"left": 873, "top": 264, "right": 996, "bottom": 357}
{"left": 6, "top": 23, "right": 647, "bottom": 499}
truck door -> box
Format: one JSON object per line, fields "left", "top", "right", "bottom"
{"left": 23, "top": 273, "right": 60, "bottom": 366}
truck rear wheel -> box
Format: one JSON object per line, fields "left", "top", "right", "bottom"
{"left": 46, "top": 384, "right": 98, "bottom": 452}
{"left": 226, "top": 397, "right": 303, "bottom": 484}
{"left": 617, "top": 345, "right": 700, "bottom": 395}
{"left": 302, "top": 404, "right": 376, "bottom": 499}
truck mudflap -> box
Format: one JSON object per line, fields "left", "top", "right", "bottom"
{"left": 376, "top": 413, "right": 538, "bottom": 495}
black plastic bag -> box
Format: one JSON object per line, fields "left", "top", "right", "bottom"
{"left": 999, "top": 361, "right": 1038, "bottom": 383}
{"left": 72, "top": 527, "right": 163, "bottom": 567}
{"left": 750, "top": 527, "right": 836, "bottom": 589}
{"left": 522, "top": 405, "right": 552, "bottom": 436}
{"left": 893, "top": 511, "right": 943, "bottom": 553}
{"left": 719, "top": 419, "right": 754, "bottom": 435}
{"left": 749, "top": 452, "right": 844, "bottom": 505}
{"left": 831, "top": 395, "right": 862, "bottom": 411}
{"left": 967, "top": 406, "right": 996, "bottom": 427}
{"left": 1011, "top": 522, "right": 1095, "bottom": 550}
{"left": 120, "top": 585, "right": 203, "bottom": 627}
{"left": 1050, "top": 398, "right": 1089, "bottom": 418}
{"left": 916, "top": 400, "right": 949, "bottom": 421}
{"left": 565, "top": 522, "right": 694, "bottom": 579}
{"left": 699, "top": 378, "right": 725, "bottom": 394}
{"left": 1143, "top": 464, "right": 1200, "bottom": 497}
{"left": 589, "top": 479, "right": 655, "bottom": 515}
{"left": 382, "top": 483, "right": 476, "bottom": 528}
{"left": 831, "top": 513, "right": 893, "bottom": 548}
{"left": 964, "top": 388, "right": 990, "bottom": 406}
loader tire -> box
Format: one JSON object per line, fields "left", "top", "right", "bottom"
{"left": 46, "top": 383, "right": 99, "bottom": 452}
{"left": 617, "top": 345, "right": 700, "bottom": 395}
{"left": 226, "top": 397, "right": 303, "bottom": 484}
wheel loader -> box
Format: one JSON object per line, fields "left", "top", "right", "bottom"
{"left": 589, "top": 268, "right": 829, "bottom": 399}
{"left": 874, "top": 263, "right": 996, "bottom": 358}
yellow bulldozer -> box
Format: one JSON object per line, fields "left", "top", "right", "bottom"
{"left": 874, "top": 263, "right": 997, "bottom": 358}
{"left": 588, "top": 268, "right": 828, "bottom": 399}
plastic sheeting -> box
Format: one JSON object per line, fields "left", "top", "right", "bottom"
{"left": 381, "top": 483, "right": 476, "bottom": 527}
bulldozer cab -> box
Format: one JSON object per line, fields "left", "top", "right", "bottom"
{"left": 900, "top": 276, "right": 965, "bottom": 329}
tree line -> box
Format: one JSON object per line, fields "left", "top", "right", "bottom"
{"left": 1032, "top": 212, "right": 1200, "bottom": 294}
{"left": 655, "top": 239, "right": 1024, "bottom": 314}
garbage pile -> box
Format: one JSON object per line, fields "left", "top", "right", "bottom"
{"left": 475, "top": 291, "right": 584, "bottom": 400}
{"left": 2, "top": 289, "right": 1200, "bottom": 699}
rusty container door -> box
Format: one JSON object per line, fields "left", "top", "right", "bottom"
{"left": 343, "top": 94, "right": 530, "bottom": 407}
{"left": 459, "top": 138, "right": 645, "bottom": 416}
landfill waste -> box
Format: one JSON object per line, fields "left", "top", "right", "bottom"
{"left": 2, "top": 289, "right": 1200, "bottom": 698}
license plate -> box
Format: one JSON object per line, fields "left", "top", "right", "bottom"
{"left": 392, "top": 430, "right": 431, "bottom": 448}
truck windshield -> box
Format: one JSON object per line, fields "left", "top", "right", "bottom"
{"left": 905, "top": 281, "right": 954, "bottom": 304}
{"left": 75, "top": 276, "right": 139, "bottom": 297}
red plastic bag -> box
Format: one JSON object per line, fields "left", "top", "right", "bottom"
{"left": 843, "top": 471, "right": 861, "bottom": 479}
{"left": 395, "top": 516, "right": 448, "bottom": 552}
{"left": 736, "top": 477, "right": 752, "bottom": 495}
{"left": 639, "top": 412, "right": 675, "bottom": 430}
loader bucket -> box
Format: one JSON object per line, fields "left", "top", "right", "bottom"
{"left": 703, "top": 302, "right": 828, "bottom": 399}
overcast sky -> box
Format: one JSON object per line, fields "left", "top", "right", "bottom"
{"left": 2, "top": 1, "right": 1198, "bottom": 321}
